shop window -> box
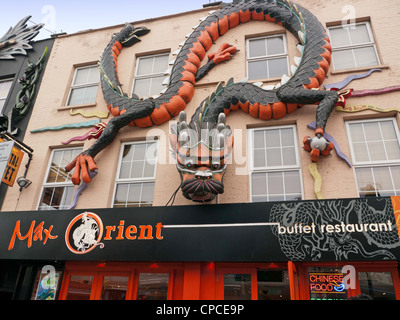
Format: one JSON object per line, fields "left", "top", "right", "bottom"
{"left": 358, "top": 272, "right": 396, "bottom": 300}
{"left": 31, "top": 268, "right": 62, "bottom": 300}
{"left": 100, "top": 276, "right": 129, "bottom": 300}
{"left": 66, "top": 275, "right": 94, "bottom": 300}
{"left": 38, "top": 147, "right": 83, "bottom": 210}
{"left": 0, "top": 78, "right": 13, "bottom": 113}
{"left": 247, "top": 35, "right": 289, "bottom": 80}
{"left": 328, "top": 22, "right": 380, "bottom": 70}
{"left": 249, "top": 125, "right": 303, "bottom": 202}
{"left": 67, "top": 65, "right": 100, "bottom": 106}
{"left": 257, "top": 270, "right": 290, "bottom": 300}
{"left": 137, "top": 273, "right": 169, "bottom": 300}
{"left": 307, "top": 266, "right": 349, "bottom": 300}
{"left": 113, "top": 141, "right": 158, "bottom": 208}
{"left": 346, "top": 118, "right": 400, "bottom": 197}
{"left": 132, "top": 53, "right": 169, "bottom": 98}
{"left": 224, "top": 274, "right": 252, "bottom": 300}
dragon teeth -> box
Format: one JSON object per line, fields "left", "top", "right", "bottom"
{"left": 172, "top": 49, "right": 181, "bottom": 56}
{"left": 291, "top": 65, "right": 298, "bottom": 75}
{"left": 281, "top": 74, "right": 291, "bottom": 85}
{"left": 262, "top": 85, "right": 275, "bottom": 91}
{"left": 164, "top": 68, "right": 172, "bottom": 76}
{"left": 298, "top": 31, "right": 305, "bottom": 45}
{"left": 297, "top": 44, "right": 304, "bottom": 54}
{"left": 294, "top": 56, "right": 302, "bottom": 66}
{"left": 163, "top": 77, "right": 170, "bottom": 86}
{"left": 253, "top": 82, "right": 263, "bottom": 88}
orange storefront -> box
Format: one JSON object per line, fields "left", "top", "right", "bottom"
{"left": 2, "top": 197, "right": 400, "bottom": 301}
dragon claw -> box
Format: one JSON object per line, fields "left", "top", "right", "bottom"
{"left": 208, "top": 43, "right": 237, "bottom": 64}
{"left": 65, "top": 153, "right": 98, "bottom": 185}
{"left": 303, "top": 130, "right": 334, "bottom": 162}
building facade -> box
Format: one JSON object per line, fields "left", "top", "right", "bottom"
{"left": 1, "top": 0, "right": 400, "bottom": 300}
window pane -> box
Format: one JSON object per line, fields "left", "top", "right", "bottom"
{"left": 380, "top": 121, "right": 397, "bottom": 140}
{"left": 363, "top": 122, "right": 382, "bottom": 141}
{"left": 266, "top": 36, "right": 285, "bottom": 55}
{"left": 249, "top": 39, "right": 266, "bottom": 58}
{"left": 137, "top": 57, "right": 154, "bottom": 75}
{"left": 66, "top": 275, "right": 93, "bottom": 300}
{"left": 266, "top": 148, "right": 282, "bottom": 166}
{"left": 330, "top": 27, "right": 351, "bottom": 47}
{"left": 372, "top": 166, "right": 393, "bottom": 192}
{"left": 74, "top": 68, "right": 90, "bottom": 86}
{"left": 86, "top": 66, "right": 100, "bottom": 84}
{"left": 349, "top": 24, "right": 370, "bottom": 44}
{"left": 38, "top": 186, "right": 75, "bottom": 210}
{"left": 248, "top": 60, "right": 268, "bottom": 80}
{"left": 284, "top": 171, "right": 301, "bottom": 194}
{"left": 352, "top": 143, "right": 369, "bottom": 162}
{"left": 385, "top": 140, "right": 400, "bottom": 160}
{"left": 101, "top": 276, "right": 128, "bottom": 300}
{"left": 267, "top": 172, "right": 284, "bottom": 195}
{"left": 282, "top": 147, "right": 296, "bottom": 166}
{"left": 253, "top": 149, "right": 266, "bottom": 168}
{"left": 354, "top": 46, "right": 378, "bottom": 67}
{"left": 265, "top": 129, "right": 280, "bottom": 148}
{"left": 81, "top": 85, "right": 98, "bottom": 104}
{"left": 268, "top": 58, "right": 288, "bottom": 78}
{"left": 355, "top": 167, "right": 376, "bottom": 197}
{"left": 126, "top": 183, "right": 142, "bottom": 207}
{"left": 281, "top": 128, "right": 294, "bottom": 147}
{"left": 251, "top": 172, "right": 267, "bottom": 196}
{"left": 141, "top": 183, "right": 155, "bottom": 206}
{"left": 253, "top": 131, "right": 265, "bottom": 149}
{"left": 137, "top": 273, "right": 169, "bottom": 300}
{"left": 349, "top": 123, "right": 365, "bottom": 142}
{"left": 257, "top": 270, "right": 290, "bottom": 300}
{"left": 149, "top": 75, "right": 166, "bottom": 96}
{"left": 332, "top": 49, "right": 356, "bottom": 69}
{"left": 68, "top": 87, "right": 85, "bottom": 105}
{"left": 391, "top": 166, "right": 400, "bottom": 190}
{"left": 114, "top": 184, "right": 129, "bottom": 207}
{"left": 153, "top": 55, "right": 169, "bottom": 74}
{"left": 133, "top": 78, "right": 151, "bottom": 97}
{"left": 358, "top": 272, "right": 396, "bottom": 300}
{"left": 224, "top": 274, "right": 251, "bottom": 300}
{"left": 0, "top": 80, "right": 12, "bottom": 98}
{"left": 367, "top": 141, "right": 386, "bottom": 161}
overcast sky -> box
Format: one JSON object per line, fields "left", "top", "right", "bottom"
{"left": 1, "top": 0, "right": 216, "bottom": 40}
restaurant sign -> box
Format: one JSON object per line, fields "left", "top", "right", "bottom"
{"left": 1, "top": 197, "right": 400, "bottom": 262}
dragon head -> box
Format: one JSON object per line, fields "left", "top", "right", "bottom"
{"left": 119, "top": 24, "right": 150, "bottom": 47}
{"left": 170, "top": 111, "right": 234, "bottom": 203}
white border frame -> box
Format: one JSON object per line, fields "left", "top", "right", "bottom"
{"left": 246, "top": 34, "right": 290, "bottom": 81}
{"left": 345, "top": 117, "right": 400, "bottom": 197}
{"left": 327, "top": 21, "right": 381, "bottom": 70}
{"left": 247, "top": 124, "right": 304, "bottom": 202}
{"left": 66, "top": 65, "right": 100, "bottom": 106}
{"left": 37, "top": 147, "right": 83, "bottom": 210}
{"left": 112, "top": 139, "right": 159, "bottom": 208}
{"left": 131, "top": 53, "right": 170, "bottom": 99}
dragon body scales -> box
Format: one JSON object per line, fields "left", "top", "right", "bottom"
{"left": 66, "top": 0, "right": 339, "bottom": 187}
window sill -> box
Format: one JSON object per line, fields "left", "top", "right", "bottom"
{"left": 57, "top": 103, "right": 97, "bottom": 112}
{"left": 330, "top": 64, "right": 389, "bottom": 76}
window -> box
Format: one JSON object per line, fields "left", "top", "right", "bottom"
{"left": 0, "top": 78, "right": 13, "bottom": 113}
{"left": 249, "top": 125, "right": 303, "bottom": 202}
{"left": 132, "top": 53, "right": 169, "bottom": 98}
{"left": 247, "top": 35, "right": 289, "bottom": 81}
{"left": 38, "top": 147, "right": 83, "bottom": 210}
{"left": 137, "top": 273, "right": 169, "bottom": 300}
{"left": 346, "top": 118, "right": 400, "bottom": 197}
{"left": 67, "top": 65, "right": 100, "bottom": 106}
{"left": 113, "top": 141, "right": 158, "bottom": 208}
{"left": 328, "top": 22, "right": 380, "bottom": 70}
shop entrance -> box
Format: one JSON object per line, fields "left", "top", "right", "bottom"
{"left": 297, "top": 262, "right": 400, "bottom": 300}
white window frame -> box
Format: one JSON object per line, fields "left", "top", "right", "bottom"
{"left": 246, "top": 34, "right": 289, "bottom": 81}
{"left": 0, "top": 78, "right": 14, "bottom": 114}
{"left": 132, "top": 53, "right": 170, "bottom": 99}
{"left": 66, "top": 65, "right": 100, "bottom": 106}
{"left": 327, "top": 22, "right": 380, "bottom": 70}
{"left": 112, "top": 140, "right": 159, "bottom": 208}
{"left": 346, "top": 118, "right": 400, "bottom": 197}
{"left": 37, "top": 147, "right": 83, "bottom": 211}
{"left": 248, "top": 125, "right": 304, "bottom": 202}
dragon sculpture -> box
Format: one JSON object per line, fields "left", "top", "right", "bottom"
{"left": 66, "top": 0, "right": 339, "bottom": 202}
{"left": 0, "top": 16, "right": 43, "bottom": 60}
